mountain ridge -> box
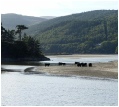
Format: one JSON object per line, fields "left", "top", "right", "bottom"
{"left": 1, "top": 13, "right": 55, "bottom": 29}
{"left": 25, "top": 10, "right": 117, "bottom": 35}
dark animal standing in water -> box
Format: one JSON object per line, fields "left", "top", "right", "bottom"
{"left": 82, "top": 63, "right": 87, "bottom": 67}
{"left": 89, "top": 63, "right": 92, "bottom": 67}
{"left": 76, "top": 62, "right": 87, "bottom": 67}
{"left": 45, "top": 63, "right": 50, "bottom": 67}
{"left": 60, "top": 62, "right": 66, "bottom": 66}
{"left": 75, "top": 62, "right": 81, "bottom": 67}
{"left": 77, "top": 63, "right": 81, "bottom": 67}
{"left": 58, "top": 62, "right": 66, "bottom": 66}
{"left": 75, "top": 62, "right": 92, "bottom": 67}
{"left": 58, "top": 62, "right": 62, "bottom": 66}
{"left": 75, "top": 62, "right": 79, "bottom": 65}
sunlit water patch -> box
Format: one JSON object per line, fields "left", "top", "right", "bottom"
{"left": 1, "top": 72, "right": 118, "bottom": 106}
{"left": 41, "top": 55, "right": 118, "bottom": 64}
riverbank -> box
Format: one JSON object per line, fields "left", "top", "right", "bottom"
{"left": 34, "top": 60, "right": 118, "bottom": 79}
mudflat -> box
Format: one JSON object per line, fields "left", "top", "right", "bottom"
{"left": 35, "top": 60, "right": 118, "bottom": 79}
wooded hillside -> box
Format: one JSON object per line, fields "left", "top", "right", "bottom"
{"left": 31, "top": 10, "right": 118, "bottom": 54}
{"left": 2, "top": 10, "right": 118, "bottom": 55}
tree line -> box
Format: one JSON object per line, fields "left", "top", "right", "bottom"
{"left": 1, "top": 24, "right": 45, "bottom": 61}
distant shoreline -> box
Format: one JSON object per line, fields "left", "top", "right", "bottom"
{"left": 1, "top": 54, "right": 118, "bottom": 79}
{"left": 46, "top": 54, "right": 118, "bottom": 58}
{"left": 1, "top": 61, "right": 118, "bottom": 79}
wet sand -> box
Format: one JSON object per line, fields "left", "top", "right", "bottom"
{"left": 35, "top": 60, "right": 118, "bottom": 79}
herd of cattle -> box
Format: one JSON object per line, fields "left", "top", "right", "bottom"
{"left": 45, "top": 62, "right": 92, "bottom": 67}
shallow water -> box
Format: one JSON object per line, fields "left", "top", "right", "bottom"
{"left": 1, "top": 72, "right": 118, "bottom": 106}
{"left": 41, "top": 54, "right": 118, "bottom": 64}
{"left": 1, "top": 55, "right": 118, "bottom": 106}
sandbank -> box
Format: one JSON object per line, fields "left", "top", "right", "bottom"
{"left": 35, "top": 60, "right": 118, "bottom": 79}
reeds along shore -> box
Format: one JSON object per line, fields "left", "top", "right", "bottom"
{"left": 35, "top": 61, "right": 118, "bottom": 79}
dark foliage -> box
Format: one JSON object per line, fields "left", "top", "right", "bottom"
{"left": 1, "top": 24, "right": 44, "bottom": 61}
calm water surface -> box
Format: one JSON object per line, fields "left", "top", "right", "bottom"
{"left": 1, "top": 55, "right": 118, "bottom": 106}
{"left": 1, "top": 72, "right": 118, "bottom": 106}
{"left": 42, "top": 54, "right": 118, "bottom": 64}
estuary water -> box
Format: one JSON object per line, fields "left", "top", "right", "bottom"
{"left": 1, "top": 55, "right": 118, "bottom": 106}
{"left": 1, "top": 72, "right": 118, "bottom": 106}
{"left": 41, "top": 54, "right": 118, "bottom": 64}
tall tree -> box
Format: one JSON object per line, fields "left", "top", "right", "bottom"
{"left": 16, "top": 25, "right": 28, "bottom": 41}
{"left": 1, "top": 23, "right": 14, "bottom": 43}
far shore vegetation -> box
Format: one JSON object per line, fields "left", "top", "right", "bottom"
{"left": 1, "top": 23, "right": 50, "bottom": 63}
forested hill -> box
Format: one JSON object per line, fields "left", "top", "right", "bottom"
{"left": 1, "top": 13, "right": 48, "bottom": 29}
{"left": 26, "top": 10, "right": 117, "bottom": 35}
{"left": 31, "top": 10, "right": 118, "bottom": 54}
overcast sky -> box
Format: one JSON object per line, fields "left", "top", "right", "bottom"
{"left": 0, "top": 0, "right": 118, "bottom": 17}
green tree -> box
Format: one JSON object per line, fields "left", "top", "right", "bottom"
{"left": 22, "top": 36, "right": 42, "bottom": 57}
{"left": 1, "top": 24, "right": 43, "bottom": 59}
{"left": 16, "top": 25, "right": 28, "bottom": 41}
{"left": 1, "top": 24, "right": 15, "bottom": 58}
{"left": 1, "top": 24, "right": 14, "bottom": 43}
